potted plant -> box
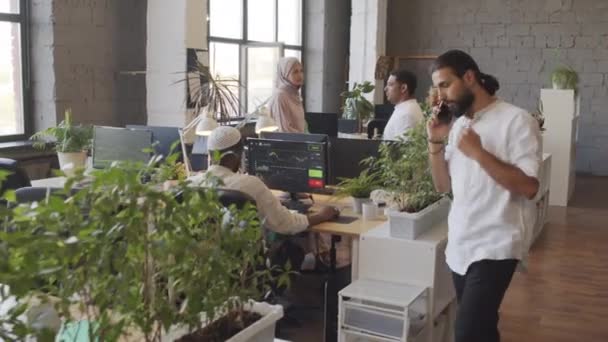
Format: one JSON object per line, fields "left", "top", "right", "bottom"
{"left": 551, "top": 65, "right": 578, "bottom": 90}
{"left": 0, "top": 160, "right": 288, "bottom": 341}
{"left": 364, "top": 122, "right": 450, "bottom": 239}
{"left": 177, "top": 61, "right": 245, "bottom": 143}
{"left": 340, "top": 81, "right": 375, "bottom": 133}
{"left": 30, "top": 109, "right": 93, "bottom": 176}
{"left": 335, "top": 169, "right": 382, "bottom": 214}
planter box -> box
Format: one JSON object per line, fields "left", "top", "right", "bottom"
{"left": 351, "top": 197, "right": 370, "bottom": 214}
{"left": 387, "top": 197, "right": 451, "bottom": 240}
{"left": 165, "top": 301, "right": 283, "bottom": 342}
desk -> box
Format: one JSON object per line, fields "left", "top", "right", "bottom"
{"left": 302, "top": 194, "right": 385, "bottom": 342}
{"left": 307, "top": 193, "right": 385, "bottom": 280}
{"left": 31, "top": 176, "right": 68, "bottom": 188}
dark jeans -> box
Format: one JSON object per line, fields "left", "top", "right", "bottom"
{"left": 452, "top": 259, "right": 518, "bottom": 342}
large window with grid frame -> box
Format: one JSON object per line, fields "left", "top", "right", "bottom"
{"left": 0, "top": 0, "right": 29, "bottom": 141}
{"left": 208, "top": 0, "right": 303, "bottom": 114}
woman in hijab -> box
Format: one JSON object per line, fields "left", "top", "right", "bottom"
{"left": 268, "top": 57, "right": 306, "bottom": 133}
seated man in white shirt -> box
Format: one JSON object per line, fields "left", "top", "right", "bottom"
{"left": 382, "top": 69, "right": 424, "bottom": 141}
{"left": 188, "top": 126, "right": 340, "bottom": 236}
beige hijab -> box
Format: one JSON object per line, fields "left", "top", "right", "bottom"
{"left": 268, "top": 57, "right": 306, "bottom": 133}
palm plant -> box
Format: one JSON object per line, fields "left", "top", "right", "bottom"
{"left": 176, "top": 61, "right": 245, "bottom": 122}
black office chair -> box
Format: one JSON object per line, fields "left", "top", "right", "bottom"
{"left": 0, "top": 158, "right": 31, "bottom": 195}
{"left": 0, "top": 158, "right": 31, "bottom": 208}
{"left": 367, "top": 119, "right": 388, "bottom": 139}
{"left": 217, "top": 188, "right": 256, "bottom": 209}
{"left": 15, "top": 187, "right": 81, "bottom": 204}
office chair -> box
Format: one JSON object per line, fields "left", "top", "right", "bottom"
{"left": 217, "top": 188, "right": 256, "bottom": 209}
{"left": 0, "top": 158, "right": 31, "bottom": 194}
{"left": 367, "top": 119, "right": 388, "bottom": 139}
{"left": 0, "top": 158, "right": 31, "bottom": 208}
{"left": 15, "top": 187, "right": 81, "bottom": 204}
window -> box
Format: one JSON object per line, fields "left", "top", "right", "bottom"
{"left": 208, "top": 0, "right": 303, "bottom": 114}
{"left": 0, "top": 0, "right": 29, "bottom": 141}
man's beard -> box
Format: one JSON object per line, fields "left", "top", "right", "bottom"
{"left": 447, "top": 89, "right": 474, "bottom": 118}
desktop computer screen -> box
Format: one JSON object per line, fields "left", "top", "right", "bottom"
{"left": 247, "top": 137, "right": 328, "bottom": 194}
{"left": 92, "top": 126, "right": 153, "bottom": 169}
{"left": 328, "top": 137, "right": 382, "bottom": 185}
{"left": 126, "top": 125, "right": 181, "bottom": 161}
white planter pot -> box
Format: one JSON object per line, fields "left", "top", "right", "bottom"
{"left": 57, "top": 151, "right": 87, "bottom": 177}
{"left": 387, "top": 197, "right": 451, "bottom": 239}
{"left": 351, "top": 197, "right": 371, "bottom": 214}
{"left": 165, "top": 301, "right": 283, "bottom": 342}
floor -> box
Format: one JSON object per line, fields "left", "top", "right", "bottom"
{"left": 283, "top": 176, "right": 608, "bottom": 342}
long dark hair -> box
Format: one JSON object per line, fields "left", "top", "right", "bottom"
{"left": 430, "top": 50, "right": 500, "bottom": 96}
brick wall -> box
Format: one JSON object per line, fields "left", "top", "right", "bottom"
{"left": 387, "top": 0, "right": 608, "bottom": 175}
{"left": 30, "top": 0, "right": 147, "bottom": 130}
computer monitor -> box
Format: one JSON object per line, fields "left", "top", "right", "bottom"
{"left": 375, "top": 104, "right": 394, "bottom": 120}
{"left": 247, "top": 137, "right": 328, "bottom": 196}
{"left": 305, "top": 112, "right": 338, "bottom": 137}
{"left": 126, "top": 125, "right": 181, "bottom": 160}
{"left": 92, "top": 126, "right": 153, "bottom": 169}
{"left": 328, "top": 137, "right": 382, "bottom": 185}
{"left": 259, "top": 131, "right": 328, "bottom": 143}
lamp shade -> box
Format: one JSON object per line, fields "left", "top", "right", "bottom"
{"left": 255, "top": 115, "right": 279, "bottom": 134}
{"left": 195, "top": 116, "right": 218, "bottom": 136}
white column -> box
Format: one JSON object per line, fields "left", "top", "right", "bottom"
{"left": 146, "top": 0, "right": 207, "bottom": 127}
{"left": 348, "top": 0, "right": 387, "bottom": 104}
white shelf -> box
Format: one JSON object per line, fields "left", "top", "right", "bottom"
{"left": 340, "top": 279, "right": 427, "bottom": 308}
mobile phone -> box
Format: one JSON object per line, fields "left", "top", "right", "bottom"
{"left": 436, "top": 102, "right": 452, "bottom": 125}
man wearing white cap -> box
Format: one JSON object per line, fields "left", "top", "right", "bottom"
{"left": 188, "top": 126, "right": 340, "bottom": 234}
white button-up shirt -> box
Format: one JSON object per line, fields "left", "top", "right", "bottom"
{"left": 383, "top": 99, "right": 424, "bottom": 141}
{"left": 444, "top": 100, "right": 541, "bottom": 275}
{"left": 188, "top": 165, "right": 310, "bottom": 235}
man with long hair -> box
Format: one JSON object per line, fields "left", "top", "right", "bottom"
{"left": 427, "top": 50, "right": 541, "bottom": 342}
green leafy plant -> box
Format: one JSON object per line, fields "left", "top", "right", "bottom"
{"left": 531, "top": 101, "right": 545, "bottom": 132}
{"left": 551, "top": 65, "right": 578, "bottom": 90}
{"left": 30, "top": 109, "right": 93, "bottom": 153}
{"left": 335, "top": 169, "right": 382, "bottom": 199}
{"left": 341, "top": 81, "right": 375, "bottom": 121}
{"left": 1, "top": 160, "right": 287, "bottom": 341}
{"left": 151, "top": 142, "right": 188, "bottom": 183}
{"left": 363, "top": 121, "right": 443, "bottom": 212}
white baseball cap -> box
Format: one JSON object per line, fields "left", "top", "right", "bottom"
{"left": 207, "top": 126, "right": 242, "bottom": 152}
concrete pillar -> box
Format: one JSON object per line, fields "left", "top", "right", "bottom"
{"left": 146, "top": 0, "right": 206, "bottom": 127}
{"left": 304, "top": 0, "right": 350, "bottom": 113}
{"left": 348, "top": 0, "right": 387, "bottom": 104}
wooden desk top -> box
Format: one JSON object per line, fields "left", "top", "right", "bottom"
{"left": 307, "top": 194, "right": 386, "bottom": 238}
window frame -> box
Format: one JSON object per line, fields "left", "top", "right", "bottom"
{"left": 0, "top": 0, "right": 31, "bottom": 142}
{"left": 207, "top": 0, "right": 305, "bottom": 115}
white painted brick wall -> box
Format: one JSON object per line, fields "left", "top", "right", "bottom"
{"left": 387, "top": 0, "right": 608, "bottom": 175}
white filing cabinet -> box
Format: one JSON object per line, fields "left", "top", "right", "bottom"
{"left": 540, "top": 89, "right": 578, "bottom": 206}
{"left": 339, "top": 279, "right": 430, "bottom": 342}
{"left": 339, "top": 222, "right": 456, "bottom": 342}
